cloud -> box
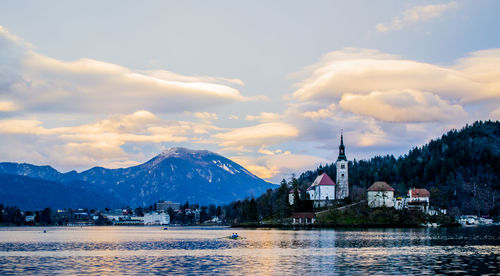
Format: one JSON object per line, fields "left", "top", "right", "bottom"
{"left": 193, "top": 112, "right": 218, "bottom": 121}
{"left": 302, "top": 104, "right": 336, "bottom": 120}
{"left": 0, "top": 110, "right": 219, "bottom": 169}
{"left": 291, "top": 48, "right": 500, "bottom": 124}
{"left": 454, "top": 49, "right": 500, "bottom": 102}
{"left": 232, "top": 152, "right": 328, "bottom": 182}
{"left": 339, "top": 89, "right": 466, "bottom": 123}
{"left": 0, "top": 26, "right": 251, "bottom": 114}
{"left": 245, "top": 112, "right": 282, "bottom": 122}
{"left": 142, "top": 70, "right": 245, "bottom": 87}
{"left": 257, "top": 146, "right": 283, "bottom": 155}
{"left": 376, "top": 2, "right": 457, "bottom": 32}
{"left": 213, "top": 122, "right": 299, "bottom": 147}
{"left": 0, "top": 101, "right": 18, "bottom": 112}
{"left": 292, "top": 48, "right": 479, "bottom": 103}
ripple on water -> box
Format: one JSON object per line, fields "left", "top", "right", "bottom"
{"left": 0, "top": 226, "right": 498, "bottom": 275}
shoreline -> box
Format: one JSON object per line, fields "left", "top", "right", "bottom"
{"left": 231, "top": 222, "right": 462, "bottom": 229}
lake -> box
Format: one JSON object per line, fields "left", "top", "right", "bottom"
{"left": 0, "top": 226, "right": 498, "bottom": 275}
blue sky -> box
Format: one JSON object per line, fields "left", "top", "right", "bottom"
{"left": 0, "top": 1, "right": 499, "bottom": 182}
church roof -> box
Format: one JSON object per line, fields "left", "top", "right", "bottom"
{"left": 310, "top": 173, "right": 336, "bottom": 188}
{"left": 367, "top": 181, "right": 395, "bottom": 192}
{"left": 409, "top": 188, "right": 430, "bottom": 198}
{"left": 337, "top": 131, "right": 347, "bottom": 161}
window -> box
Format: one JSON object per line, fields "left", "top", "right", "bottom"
{"left": 341, "top": 164, "right": 345, "bottom": 169}
{"left": 341, "top": 174, "right": 344, "bottom": 177}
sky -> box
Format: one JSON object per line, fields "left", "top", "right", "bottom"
{"left": 0, "top": 0, "right": 499, "bottom": 183}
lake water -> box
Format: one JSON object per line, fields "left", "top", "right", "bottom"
{"left": 0, "top": 226, "right": 498, "bottom": 275}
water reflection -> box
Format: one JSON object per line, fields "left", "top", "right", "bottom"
{"left": 0, "top": 226, "right": 498, "bottom": 275}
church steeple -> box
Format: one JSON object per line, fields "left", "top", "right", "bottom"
{"left": 337, "top": 130, "right": 346, "bottom": 161}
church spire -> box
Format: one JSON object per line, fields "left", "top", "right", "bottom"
{"left": 337, "top": 130, "right": 346, "bottom": 161}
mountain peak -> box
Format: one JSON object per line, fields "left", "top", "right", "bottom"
{"left": 158, "top": 147, "right": 213, "bottom": 158}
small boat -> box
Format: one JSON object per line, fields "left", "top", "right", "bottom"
{"left": 227, "top": 235, "right": 245, "bottom": 240}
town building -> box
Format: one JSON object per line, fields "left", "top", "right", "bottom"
{"left": 367, "top": 181, "right": 395, "bottom": 208}
{"left": 155, "top": 201, "right": 181, "bottom": 212}
{"left": 288, "top": 188, "right": 302, "bottom": 205}
{"left": 307, "top": 172, "right": 336, "bottom": 207}
{"left": 336, "top": 132, "right": 349, "bottom": 199}
{"left": 144, "top": 212, "right": 170, "bottom": 225}
{"left": 291, "top": 212, "right": 316, "bottom": 225}
{"left": 406, "top": 188, "right": 430, "bottom": 213}
{"left": 25, "top": 215, "right": 35, "bottom": 223}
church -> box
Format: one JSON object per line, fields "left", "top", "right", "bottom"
{"left": 306, "top": 132, "right": 349, "bottom": 206}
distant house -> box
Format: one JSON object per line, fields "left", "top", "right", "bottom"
{"left": 25, "top": 215, "right": 35, "bottom": 223}
{"left": 367, "top": 181, "right": 395, "bottom": 208}
{"left": 407, "top": 188, "right": 430, "bottom": 213}
{"left": 288, "top": 188, "right": 302, "bottom": 205}
{"left": 307, "top": 172, "right": 336, "bottom": 207}
{"left": 291, "top": 212, "right": 316, "bottom": 225}
{"left": 144, "top": 212, "right": 170, "bottom": 225}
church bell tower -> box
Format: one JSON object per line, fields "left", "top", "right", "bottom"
{"left": 336, "top": 131, "right": 349, "bottom": 199}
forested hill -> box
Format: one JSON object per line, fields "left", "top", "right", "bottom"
{"left": 298, "top": 120, "right": 500, "bottom": 216}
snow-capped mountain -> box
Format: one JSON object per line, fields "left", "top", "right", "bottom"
{"left": 0, "top": 148, "right": 275, "bottom": 207}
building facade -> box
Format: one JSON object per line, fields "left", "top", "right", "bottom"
{"left": 336, "top": 132, "right": 349, "bottom": 199}
{"left": 288, "top": 188, "right": 302, "bottom": 205}
{"left": 144, "top": 212, "right": 170, "bottom": 225}
{"left": 307, "top": 172, "right": 336, "bottom": 207}
{"left": 367, "top": 181, "right": 395, "bottom": 208}
{"left": 307, "top": 172, "right": 336, "bottom": 201}
{"left": 407, "top": 188, "right": 430, "bottom": 213}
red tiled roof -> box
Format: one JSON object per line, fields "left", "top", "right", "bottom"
{"left": 289, "top": 189, "right": 302, "bottom": 194}
{"left": 291, "top": 212, "right": 316, "bottom": 218}
{"left": 367, "top": 181, "right": 395, "bottom": 192}
{"left": 310, "top": 173, "right": 336, "bottom": 187}
{"left": 409, "top": 188, "right": 430, "bottom": 198}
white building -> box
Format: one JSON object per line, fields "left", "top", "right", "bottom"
{"left": 407, "top": 188, "right": 430, "bottom": 213}
{"left": 144, "top": 212, "right": 170, "bottom": 225}
{"left": 367, "top": 181, "right": 395, "bottom": 208}
{"left": 288, "top": 188, "right": 302, "bottom": 205}
{"left": 25, "top": 215, "right": 35, "bottom": 222}
{"left": 336, "top": 132, "right": 349, "bottom": 199}
{"left": 307, "top": 172, "right": 336, "bottom": 206}
{"left": 291, "top": 212, "right": 316, "bottom": 225}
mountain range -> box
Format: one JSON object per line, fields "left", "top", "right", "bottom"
{"left": 0, "top": 147, "right": 275, "bottom": 209}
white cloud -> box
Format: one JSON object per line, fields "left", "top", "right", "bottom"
{"left": 0, "top": 26, "right": 251, "bottom": 114}
{"left": 257, "top": 146, "right": 283, "bottom": 155}
{"left": 339, "top": 89, "right": 466, "bottom": 123}
{"left": 0, "top": 110, "right": 219, "bottom": 169}
{"left": 302, "top": 104, "right": 336, "bottom": 120}
{"left": 245, "top": 112, "right": 282, "bottom": 122}
{"left": 142, "top": 70, "right": 245, "bottom": 87}
{"left": 291, "top": 48, "right": 500, "bottom": 124}
{"left": 0, "top": 101, "right": 18, "bottom": 112}
{"left": 193, "top": 112, "right": 218, "bottom": 121}
{"left": 376, "top": 2, "right": 457, "bottom": 32}
{"left": 213, "top": 122, "right": 299, "bottom": 147}
{"left": 292, "top": 48, "right": 480, "bottom": 103}
{"left": 232, "top": 152, "right": 328, "bottom": 182}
